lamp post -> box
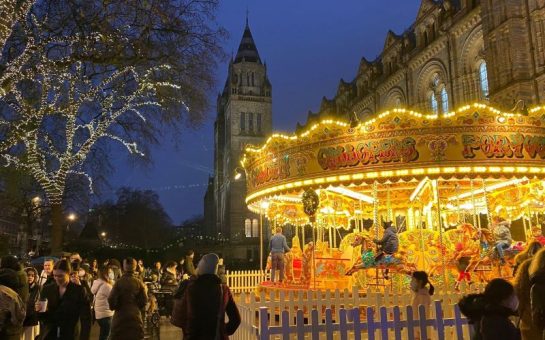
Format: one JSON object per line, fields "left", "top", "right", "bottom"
{"left": 259, "top": 201, "right": 270, "bottom": 272}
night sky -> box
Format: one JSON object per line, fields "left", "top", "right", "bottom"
{"left": 106, "top": 0, "right": 420, "bottom": 224}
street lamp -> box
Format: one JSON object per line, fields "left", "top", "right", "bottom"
{"left": 259, "top": 201, "right": 270, "bottom": 272}
{"left": 67, "top": 213, "right": 77, "bottom": 222}
{"left": 234, "top": 167, "right": 245, "bottom": 180}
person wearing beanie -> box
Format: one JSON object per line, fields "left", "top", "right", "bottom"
{"left": 108, "top": 258, "right": 147, "bottom": 340}
{"left": 176, "top": 253, "right": 241, "bottom": 339}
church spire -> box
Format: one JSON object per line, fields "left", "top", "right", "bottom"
{"left": 234, "top": 17, "right": 261, "bottom": 64}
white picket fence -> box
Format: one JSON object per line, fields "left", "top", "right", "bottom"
{"left": 232, "top": 285, "right": 480, "bottom": 340}
{"left": 226, "top": 270, "right": 270, "bottom": 294}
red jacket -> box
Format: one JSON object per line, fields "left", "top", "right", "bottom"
{"left": 180, "top": 274, "right": 241, "bottom": 340}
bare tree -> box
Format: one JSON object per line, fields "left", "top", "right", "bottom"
{"left": 0, "top": 0, "right": 35, "bottom": 57}
{"left": 0, "top": 1, "right": 225, "bottom": 253}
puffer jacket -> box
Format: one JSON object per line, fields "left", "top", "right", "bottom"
{"left": 493, "top": 222, "right": 513, "bottom": 244}
{"left": 90, "top": 279, "right": 113, "bottom": 320}
{"left": 375, "top": 226, "right": 399, "bottom": 254}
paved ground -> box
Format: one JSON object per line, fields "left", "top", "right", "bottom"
{"left": 90, "top": 318, "right": 183, "bottom": 339}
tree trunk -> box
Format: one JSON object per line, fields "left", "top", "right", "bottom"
{"left": 50, "top": 203, "right": 64, "bottom": 255}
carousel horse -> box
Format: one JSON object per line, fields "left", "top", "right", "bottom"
{"left": 344, "top": 233, "right": 416, "bottom": 276}
{"left": 456, "top": 223, "right": 522, "bottom": 281}
{"left": 301, "top": 242, "right": 314, "bottom": 283}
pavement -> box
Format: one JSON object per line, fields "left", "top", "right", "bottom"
{"left": 90, "top": 318, "right": 183, "bottom": 339}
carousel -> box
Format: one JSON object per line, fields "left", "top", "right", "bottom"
{"left": 240, "top": 103, "right": 545, "bottom": 292}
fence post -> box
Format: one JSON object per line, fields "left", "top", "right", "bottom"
{"left": 259, "top": 307, "right": 269, "bottom": 340}
{"left": 352, "top": 307, "right": 362, "bottom": 340}
{"left": 406, "top": 305, "right": 415, "bottom": 340}
{"left": 453, "top": 304, "right": 466, "bottom": 340}
{"left": 339, "top": 308, "right": 348, "bottom": 340}
{"left": 434, "top": 300, "right": 445, "bottom": 339}
{"left": 366, "top": 306, "right": 375, "bottom": 340}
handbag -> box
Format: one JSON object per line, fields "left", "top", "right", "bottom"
{"left": 171, "top": 281, "right": 192, "bottom": 328}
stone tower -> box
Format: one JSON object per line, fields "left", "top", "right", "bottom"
{"left": 213, "top": 19, "right": 272, "bottom": 261}
{"left": 481, "top": 0, "right": 545, "bottom": 108}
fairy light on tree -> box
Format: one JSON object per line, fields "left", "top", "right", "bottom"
{"left": 0, "top": 18, "right": 190, "bottom": 253}
{"left": 0, "top": 0, "right": 35, "bottom": 56}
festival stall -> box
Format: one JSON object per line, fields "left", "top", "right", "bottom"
{"left": 241, "top": 104, "right": 545, "bottom": 291}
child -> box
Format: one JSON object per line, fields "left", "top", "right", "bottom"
{"left": 410, "top": 271, "right": 435, "bottom": 315}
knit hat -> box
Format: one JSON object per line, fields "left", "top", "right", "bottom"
{"left": 196, "top": 253, "right": 219, "bottom": 276}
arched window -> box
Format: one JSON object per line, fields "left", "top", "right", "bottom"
{"left": 240, "top": 112, "right": 245, "bottom": 131}
{"left": 430, "top": 92, "right": 438, "bottom": 114}
{"left": 479, "top": 62, "right": 489, "bottom": 98}
{"left": 257, "top": 113, "right": 262, "bottom": 132}
{"left": 245, "top": 219, "right": 251, "bottom": 237}
{"left": 440, "top": 87, "right": 449, "bottom": 113}
{"left": 251, "top": 72, "right": 255, "bottom": 86}
{"left": 252, "top": 219, "right": 259, "bottom": 237}
{"left": 394, "top": 97, "right": 402, "bottom": 108}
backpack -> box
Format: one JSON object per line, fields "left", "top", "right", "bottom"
{"left": 170, "top": 280, "right": 192, "bottom": 329}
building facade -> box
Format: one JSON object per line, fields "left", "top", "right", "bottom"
{"left": 297, "top": 0, "right": 545, "bottom": 129}
{"left": 204, "top": 20, "right": 272, "bottom": 265}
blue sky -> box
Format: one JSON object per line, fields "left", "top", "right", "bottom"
{"left": 106, "top": 0, "right": 420, "bottom": 224}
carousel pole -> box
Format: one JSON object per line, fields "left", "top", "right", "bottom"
{"left": 433, "top": 179, "right": 448, "bottom": 286}
{"left": 387, "top": 184, "right": 393, "bottom": 223}
{"left": 482, "top": 180, "right": 492, "bottom": 228}
{"left": 470, "top": 179, "right": 479, "bottom": 228}
{"left": 455, "top": 184, "right": 463, "bottom": 224}
{"left": 373, "top": 181, "right": 379, "bottom": 286}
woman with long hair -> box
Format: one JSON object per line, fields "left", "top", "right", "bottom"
{"left": 91, "top": 266, "right": 114, "bottom": 340}
{"left": 36, "top": 260, "right": 92, "bottom": 340}
{"left": 514, "top": 259, "right": 541, "bottom": 340}
{"left": 529, "top": 248, "right": 545, "bottom": 339}
{"left": 480, "top": 278, "right": 521, "bottom": 340}
{"left": 22, "top": 267, "right": 40, "bottom": 340}
{"left": 514, "top": 241, "right": 542, "bottom": 275}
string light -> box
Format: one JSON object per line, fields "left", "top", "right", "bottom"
{"left": 0, "top": 18, "right": 187, "bottom": 207}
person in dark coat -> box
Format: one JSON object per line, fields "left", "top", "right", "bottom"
{"left": 22, "top": 267, "right": 40, "bottom": 340}
{"left": 0, "top": 284, "right": 26, "bottom": 340}
{"left": 373, "top": 221, "right": 399, "bottom": 280}
{"left": 0, "top": 255, "right": 29, "bottom": 303}
{"left": 108, "top": 257, "right": 147, "bottom": 340}
{"left": 160, "top": 261, "right": 178, "bottom": 291}
{"left": 36, "top": 260, "right": 92, "bottom": 340}
{"left": 529, "top": 248, "right": 545, "bottom": 339}
{"left": 179, "top": 253, "right": 240, "bottom": 340}
{"left": 183, "top": 250, "right": 197, "bottom": 277}
{"left": 480, "top": 278, "right": 521, "bottom": 340}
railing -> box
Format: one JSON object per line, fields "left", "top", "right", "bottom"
{"left": 232, "top": 285, "right": 481, "bottom": 339}
{"left": 226, "top": 270, "right": 269, "bottom": 294}
{"left": 250, "top": 302, "right": 469, "bottom": 339}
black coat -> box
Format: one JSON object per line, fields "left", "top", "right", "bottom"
{"left": 37, "top": 281, "right": 92, "bottom": 340}
{"left": 181, "top": 274, "right": 241, "bottom": 340}
{"left": 23, "top": 282, "right": 40, "bottom": 327}
{"left": 531, "top": 272, "right": 545, "bottom": 335}
{"left": 480, "top": 304, "right": 521, "bottom": 340}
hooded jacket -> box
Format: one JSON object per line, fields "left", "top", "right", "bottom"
{"left": 180, "top": 274, "right": 240, "bottom": 340}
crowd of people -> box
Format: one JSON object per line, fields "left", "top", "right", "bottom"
{"left": 0, "top": 250, "right": 239, "bottom": 340}
{"left": 456, "top": 246, "right": 545, "bottom": 340}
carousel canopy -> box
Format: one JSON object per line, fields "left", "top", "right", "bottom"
{"left": 241, "top": 104, "right": 545, "bottom": 220}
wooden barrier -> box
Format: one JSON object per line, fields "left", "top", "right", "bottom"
{"left": 232, "top": 284, "right": 483, "bottom": 339}
{"left": 226, "top": 270, "right": 270, "bottom": 294}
